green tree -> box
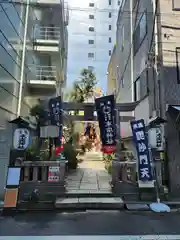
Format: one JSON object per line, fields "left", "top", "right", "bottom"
{"left": 30, "top": 103, "right": 47, "bottom": 148}
{"left": 68, "top": 68, "right": 97, "bottom": 103}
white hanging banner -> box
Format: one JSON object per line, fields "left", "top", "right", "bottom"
{"left": 13, "top": 128, "right": 30, "bottom": 150}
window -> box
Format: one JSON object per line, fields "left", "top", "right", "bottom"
{"left": 134, "top": 70, "right": 148, "bottom": 101}
{"left": 88, "top": 66, "right": 94, "bottom": 71}
{"left": 121, "top": 0, "right": 125, "bottom": 10}
{"left": 133, "top": 0, "right": 138, "bottom": 8}
{"left": 133, "top": 11, "right": 147, "bottom": 55}
{"left": 89, "top": 2, "right": 94, "bottom": 7}
{"left": 89, "top": 14, "right": 94, "bottom": 19}
{"left": 109, "top": 12, "right": 112, "bottom": 18}
{"left": 109, "top": 0, "right": 112, "bottom": 5}
{"left": 176, "top": 48, "right": 180, "bottom": 84}
{"left": 89, "top": 27, "right": 95, "bottom": 32}
{"left": 172, "top": 0, "right": 180, "bottom": 10}
{"left": 134, "top": 78, "right": 140, "bottom": 101}
{"left": 121, "top": 25, "right": 124, "bottom": 51}
{"left": 88, "top": 39, "right": 94, "bottom": 44}
{"left": 109, "top": 25, "right": 112, "bottom": 30}
{"left": 88, "top": 52, "right": 94, "bottom": 58}
{"left": 109, "top": 37, "right": 112, "bottom": 43}
{"left": 118, "top": 0, "right": 121, "bottom": 5}
{"left": 109, "top": 50, "right": 111, "bottom": 56}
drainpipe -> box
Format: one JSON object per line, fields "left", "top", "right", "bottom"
{"left": 17, "top": 0, "right": 30, "bottom": 117}
{"left": 130, "top": 0, "right": 134, "bottom": 105}
{"left": 152, "top": 0, "right": 163, "bottom": 118}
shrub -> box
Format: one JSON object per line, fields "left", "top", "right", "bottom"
{"left": 63, "top": 143, "right": 78, "bottom": 169}
{"left": 26, "top": 146, "right": 39, "bottom": 161}
{"left": 105, "top": 161, "right": 112, "bottom": 174}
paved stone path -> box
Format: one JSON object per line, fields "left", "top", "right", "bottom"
{"left": 66, "top": 158, "right": 111, "bottom": 193}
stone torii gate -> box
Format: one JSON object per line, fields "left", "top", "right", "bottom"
{"left": 62, "top": 101, "right": 139, "bottom": 187}
{"left": 62, "top": 101, "right": 138, "bottom": 122}
{"left": 40, "top": 99, "right": 139, "bottom": 187}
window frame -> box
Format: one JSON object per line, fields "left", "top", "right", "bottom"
{"left": 134, "top": 77, "right": 140, "bottom": 101}
{"left": 121, "top": 25, "right": 125, "bottom": 51}
{"left": 89, "top": 14, "right": 94, "bottom": 19}
{"left": 88, "top": 52, "right": 94, "bottom": 59}
{"left": 176, "top": 47, "right": 180, "bottom": 84}
{"left": 134, "top": 70, "right": 148, "bottom": 101}
{"left": 133, "top": 10, "right": 147, "bottom": 56}
{"left": 133, "top": 0, "right": 138, "bottom": 9}
{"left": 89, "top": 2, "right": 95, "bottom": 7}
{"left": 88, "top": 39, "right": 94, "bottom": 44}
{"left": 172, "top": 0, "right": 180, "bottom": 11}
{"left": 89, "top": 27, "right": 95, "bottom": 32}
{"left": 88, "top": 66, "right": 94, "bottom": 71}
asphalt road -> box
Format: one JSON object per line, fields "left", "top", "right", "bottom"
{"left": 0, "top": 210, "right": 180, "bottom": 236}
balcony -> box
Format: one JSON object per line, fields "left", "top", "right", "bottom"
{"left": 33, "top": 26, "right": 60, "bottom": 52}
{"left": 28, "top": 65, "right": 57, "bottom": 89}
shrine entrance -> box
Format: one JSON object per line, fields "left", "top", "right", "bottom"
{"left": 62, "top": 101, "right": 138, "bottom": 196}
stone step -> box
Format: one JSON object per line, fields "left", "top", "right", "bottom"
{"left": 55, "top": 197, "right": 124, "bottom": 210}
{"left": 17, "top": 201, "right": 55, "bottom": 211}
{"left": 65, "top": 190, "right": 113, "bottom": 198}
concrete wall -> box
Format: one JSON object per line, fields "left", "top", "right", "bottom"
{"left": 0, "top": 120, "right": 13, "bottom": 200}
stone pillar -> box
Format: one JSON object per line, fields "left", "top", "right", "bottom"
{"left": 59, "top": 161, "right": 66, "bottom": 181}
{"left": 111, "top": 157, "right": 121, "bottom": 186}
{"left": 33, "top": 167, "right": 38, "bottom": 181}
{"left": 42, "top": 166, "right": 48, "bottom": 181}
{"left": 24, "top": 167, "right": 29, "bottom": 182}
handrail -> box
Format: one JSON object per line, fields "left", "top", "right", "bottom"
{"left": 33, "top": 26, "right": 60, "bottom": 40}
{"left": 29, "top": 65, "right": 57, "bottom": 81}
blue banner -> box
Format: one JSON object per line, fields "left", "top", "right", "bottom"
{"left": 130, "top": 119, "right": 153, "bottom": 181}
{"left": 95, "top": 95, "right": 116, "bottom": 146}
{"left": 48, "top": 96, "right": 62, "bottom": 127}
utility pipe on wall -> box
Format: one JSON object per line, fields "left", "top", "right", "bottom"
{"left": 17, "top": 0, "right": 30, "bottom": 117}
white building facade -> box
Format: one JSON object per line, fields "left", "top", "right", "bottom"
{"left": 66, "top": 0, "right": 120, "bottom": 93}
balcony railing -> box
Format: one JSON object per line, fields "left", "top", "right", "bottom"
{"left": 29, "top": 65, "right": 57, "bottom": 81}
{"left": 33, "top": 26, "right": 60, "bottom": 41}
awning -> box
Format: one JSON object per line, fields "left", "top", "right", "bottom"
{"left": 148, "top": 116, "right": 167, "bottom": 127}
{"left": 171, "top": 105, "right": 180, "bottom": 111}
{"left": 167, "top": 105, "right": 180, "bottom": 122}
{"left": 9, "top": 117, "right": 36, "bottom": 130}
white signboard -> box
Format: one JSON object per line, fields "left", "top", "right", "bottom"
{"left": 6, "top": 167, "right": 21, "bottom": 186}
{"left": 13, "top": 128, "right": 30, "bottom": 150}
{"left": 40, "top": 126, "right": 59, "bottom": 138}
{"left": 48, "top": 166, "right": 60, "bottom": 182}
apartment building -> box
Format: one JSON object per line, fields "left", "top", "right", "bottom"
{"left": 66, "top": 0, "right": 120, "bottom": 93}
{"left": 23, "top": 0, "right": 68, "bottom": 113}
{"left": 0, "top": 0, "right": 68, "bottom": 199}
{"left": 116, "top": 0, "right": 180, "bottom": 195}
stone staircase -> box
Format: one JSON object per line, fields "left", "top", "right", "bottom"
{"left": 85, "top": 151, "right": 103, "bottom": 161}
